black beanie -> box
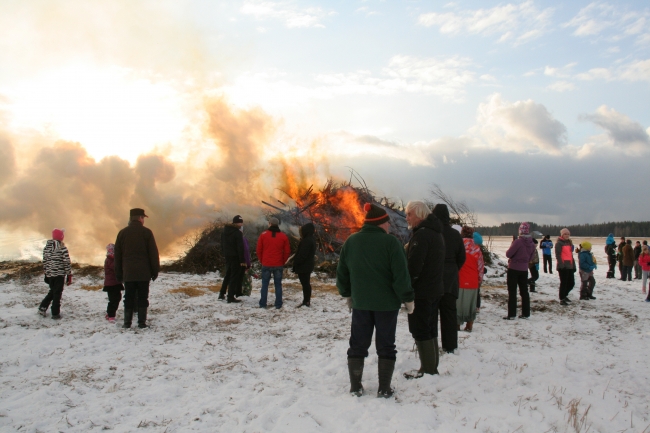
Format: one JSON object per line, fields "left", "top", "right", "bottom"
{"left": 363, "top": 203, "right": 389, "bottom": 226}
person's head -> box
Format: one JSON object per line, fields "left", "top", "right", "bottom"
{"left": 581, "top": 241, "right": 592, "bottom": 251}
{"left": 621, "top": 236, "right": 626, "bottom": 241}
{"left": 473, "top": 231, "right": 483, "bottom": 246}
{"left": 519, "top": 222, "right": 530, "bottom": 236}
{"left": 461, "top": 225, "right": 474, "bottom": 239}
{"left": 643, "top": 245, "right": 649, "bottom": 254}
{"left": 363, "top": 203, "right": 390, "bottom": 233}
{"left": 299, "top": 222, "right": 315, "bottom": 238}
{"left": 544, "top": 234, "right": 550, "bottom": 240}
{"left": 636, "top": 241, "right": 641, "bottom": 246}
{"left": 267, "top": 217, "right": 279, "bottom": 227}
{"left": 129, "top": 208, "right": 148, "bottom": 224}
{"left": 560, "top": 228, "right": 570, "bottom": 240}
{"left": 644, "top": 240, "right": 648, "bottom": 246}
{"left": 627, "top": 239, "right": 632, "bottom": 245}
{"left": 106, "top": 243, "right": 115, "bottom": 257}
{"left": 405, "top": 201, "right": 429, "bottom": 229}
{"left": 52, "top": 228, "right": 65, "bottom": 241}
{"left": 232, "top": 215, "right": 244, "bottom": 228}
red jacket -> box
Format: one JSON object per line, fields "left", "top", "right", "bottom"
{"left": 639, "top": 253, "right": 650, "bottom": 271}
{"left": 256, "top": 227, "right": 290, "bottom": 267}
{"left": 459, "top": 238, "right": 484, "bottom": 289}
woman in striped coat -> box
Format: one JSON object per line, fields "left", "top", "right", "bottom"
{"left": 38, "top": 229, "right": 72, "bottom": 318}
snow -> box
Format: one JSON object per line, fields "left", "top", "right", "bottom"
{"left": 1, "top": 237, "right": 649, "bottom": 432}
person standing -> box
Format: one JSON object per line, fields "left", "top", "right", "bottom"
{"left": 473, "top": 231, "right": 485, "bottom": 313}
{"left": 578, "top": 242, "right": 597, "bottom": 300}
{"left": 457, "top": 226, "right": 484, "bottom": 331}
{"left": 555, "top": 228, "right": 576, "bottom": 305}
{"left": 621, "top": 240, "right": 635, "bottom": 282}
{"left": 114, "top": 208, "right": 160, "bottom": 329}
{"left": 638, "top": 245, "right": 650, "bottom": 297}
{"left": 292, "top": 222, "right": 317, "bottom": 307}
{"left": 431, "top": 204, "right": 465, "bottom": 354}
{"left": 618, "top": 237, "right": 626, "bottom": 279}
{"left": 634, "top": 241, "right": 642, "bottom": 280}
{"left": 103, "top": 243, "right": 124, "bottom": 324}
{"left": 605, "top": 234, "right": 617, "bottom": 278}
{"left": 257, "top": 217, "right": 290, "bottom": 309}
{"left": 38, "top": 229, "right": 73, "bottom": 318}
{"left": 218, "top": 215, "right": 247, "bottom": 303}
{"left": 337, "top": 203, "right": 414, "bottom": 398}
{"left": 504, "top": 223, "right": 535, "bottom": 319}
{"left": 528, "top": 238, "right": 540, "bottom": 292}
{"left": 540, "top": 235, "right": 554, "bottom": 274}
{"left": 403, "top": 201, "right": 445, "bottom": 379}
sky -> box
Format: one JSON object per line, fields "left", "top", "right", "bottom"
{"left": 0, "top": 0, "right": 649, "bottom": 260}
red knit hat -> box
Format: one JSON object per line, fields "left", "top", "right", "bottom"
{"left": 52, "top": 228, "right": 65, "bottom": 241}
{"left": 363, "top": 203, "right": 389, "bottom": 225}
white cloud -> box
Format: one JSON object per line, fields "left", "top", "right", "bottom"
{"left": 564, "top": 2, "right": 650, "bottom": 44}
{"left": 575, "top": 59, "right": 650, "bottom": 82}
{"left": 547, "top": 81, "right": 575, "bottom": 92}
{"left": 543, "top": 62, "right": 577, "bottom": 78}
{"left": 417, "top": 0, "right": 553, "bottom": 45}
{"left": 581, "top": 105, "right": 650, "bottom": 154}
{"left": 240, "top": 1, "right": 334, "bottom": 28}
{"left": 472, "top": 94, "right": 567, "bottom": 154}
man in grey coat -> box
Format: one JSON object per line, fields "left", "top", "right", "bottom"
{"left": 115, "top": 208, "right": 160, "bottom": 328}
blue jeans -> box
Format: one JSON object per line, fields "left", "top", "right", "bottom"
{"left": 260, "top": 266, "right": 284, "bottom": 308}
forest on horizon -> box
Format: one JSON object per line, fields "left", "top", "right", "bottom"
{"left": 477, "top": 221, "right": 650, "bottom": 238}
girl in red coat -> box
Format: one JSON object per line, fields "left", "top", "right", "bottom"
{"left": 103, "top": 243, "right": 124, "bottom": 323}
{"left": 457, "top": 226, "right": 484, "bottom": 332}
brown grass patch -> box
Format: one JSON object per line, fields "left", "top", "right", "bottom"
{"left": 169, "top": 287, "right": 206, "bottom": 297}
{"left": 206, "top": 285, "right": 221, "bottom": 293}
{"left": 79, "top": 284, "right": 103, "bottom": 291}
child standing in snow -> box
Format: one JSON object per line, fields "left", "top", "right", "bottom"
{"left": 103, "top": 243, "right": 124, "bottom": 323}
{"left": 638, "top": 245, "right": 650, "bottom": 299}
{"left": 528, "top": 238, "right": 540, "bottom": 292}
{"left": 578, "top": 242, "right": 597, "bottom": 300}
{"left": 39, "top": 229, "right": 72, "bottom": 319}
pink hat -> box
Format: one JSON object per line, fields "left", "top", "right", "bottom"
{"left": 106, "top": 243, "right": 115, "bottom": 256}
{"left": 518, "top": 222, "right": 530, "bottom": 235}
{"left": 52, "top": 229, "right": 65, "bottom": 241}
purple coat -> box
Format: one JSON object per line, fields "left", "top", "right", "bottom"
{"left": 104, "top": 255, "right": 120, "bottom": 287}
{"left": 243, "top": 237, "right": 251, "bottom": 268}
{"left": 506, "top": 236, "right": 536, "bottom": 272}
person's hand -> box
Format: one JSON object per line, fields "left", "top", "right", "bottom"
{"left": 345, "top": 297, "right": 353, "bottom": 313}
{"left": 66, "top": 275, "right": 72, "bottom": 286}
{"left": 405, "top": 301, "right": 415, "bottom": 314}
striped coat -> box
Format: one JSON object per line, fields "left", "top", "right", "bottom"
{"left": 43, "top": 240, "right": 72, "bottom": 278}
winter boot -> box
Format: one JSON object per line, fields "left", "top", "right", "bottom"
{"left": 464, "top": 321, "right": 474, "bottom": 332}
{"left": 38, "top": 307, "right": 47, "bottom": 317}
{"left": 122, "top": 309, "right": 133, "bottom": 328}
{"left": 347, "top": 358, "right": 364, "bottom": 397}
{"left": 137, "top": 307, "right": 148, "bottom": 328}
{"left": 404, "top": 339, "right": 437, "bottom": 379}
{"left": 377, "top": 358, "right": 396, "bottom": 398}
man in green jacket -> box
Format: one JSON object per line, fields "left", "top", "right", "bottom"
{"left": 337, "top": 203, "right": 415, "bottom": 398}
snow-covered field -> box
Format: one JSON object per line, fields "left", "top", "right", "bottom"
{"left": 1, "top": 238, "right": 649, "bottom": 433}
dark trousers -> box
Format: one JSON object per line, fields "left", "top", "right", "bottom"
{"left": 579, "top": 272, "right": 595, "bottom": 298}
{"left": 407, "top": 297, "right": 440, "bottom": 341}
{"left": 105, "top": 284, "right": 124, "bottom": 317}
{"left": 634, "top": 261, "right": 642, "bottom": 279}
{"left": 476, "top": 285, "right": 481, "bottom": 309}
{"left": 348, "top": 309, "right": 399, "bottom": 360}
{"left": 607, "top": 257, "right": 616, "bottom": 277}
{"left": 40, "top": 276, "right": 65, "bottom": 316}
{"left": 219, "top": 257, "right": 244, "bottom": 299}
{"left": 621, "top": 266, "right": 633, "bottom": 281}
{"left": 507, "top": 269, "right": 530, "bottom": 317}
{"left": 558, "top": 269, "right": 575, "bottom": 300}
{"left": 528, "top": 264, "right": 539, "bottom": 289}
{"left": 298, "top": 272, "right": 312, "bottom": 304}
{"left": 123, "top": 281, "right": 150, "bottom": 309}
{"left": 438, "top": 293, "right": 458, "bottom": 351}
{"left": 543, "top": 255, "right": 553, "bottom": 273}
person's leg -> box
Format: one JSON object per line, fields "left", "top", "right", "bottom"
{"left": 643, "top": 270, "right": 649, "bottom": 292}
{"left": 136, "top": 281, "right": 150, "bottom": 328}
{"left": 506, "top": 269, "right": 518, "bottom": 317}
{"left": 588, "top": 275, "right": 596, "bottom": 298}
{"left": 635, "top": 261, "right": 641, "bottom": 279}
{"left": 517, "top": 270, "right": 530, "bottom": 317}
{"left": 566, "top": 271, "right": 575, "bottom": 297}
{"left": 107, "top": 287, "right": 121, "bottom": 318}
{"left": 439, "top": 293, "right": 458, "bottom": 351}
{"left": 579, "top": 271, "right": 588, "bottom": 299}
{"left": 408, "top": 298, "right": 433, "bottom": 342}
{"left": 50, "top": 277, "right": 65, "bottom": 317}
{"left": 528, "top": 265, "right": 539, "bottom": 291}
{"left": 476, "top": 287, "right": 481, "bottom": 309}
{"left": 272, "top": 267, "right": 283, "bottom": 308}
{"left": 627, "top": 266, "right": 633, "bottom": 281}
{"left": 39, "top": 278, "right": 59, "bottom": 312}
{"left": 558, "top": 270, "right": 567, "bottom": 300}
{"left": 259, "top": 267, "right": 270, "bottom": 307}
{"left": 219, "top": 261, "right": 234, "bottom": 298}
{"left": 228, "top": 264, "right": 244, "bottom": 301}
{"left": 347, "top": 309, "right": 375, "bottom": 359}
{"left": 374, "top": 310, "right": 399, "bottom": 397}
{"left": 298, "top": 273, "right": 312, "bottom": 305}
{"left": 549, "top": 256, "right": 553, "bottom": 274}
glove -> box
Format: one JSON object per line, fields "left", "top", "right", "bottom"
{"left": 405, "top": 301, "right": 415, "bottom": 314}
{"left": 151, "top": 274, "right": 158, "bottom": 282}
{"left": 66, "top": 275, "right": 72, "bottom": 286}
{"left": 345, "top": 297, "right": 353, "bottom": 313}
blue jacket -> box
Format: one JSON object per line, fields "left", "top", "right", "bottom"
{"left": 579, "top": 250, "right": 596, "bottom": 273}
{"left": 540, "top": 239, "right": 553, "bottom": 256}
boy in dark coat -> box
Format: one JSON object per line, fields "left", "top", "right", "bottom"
{"left": 103, "top": 243, "right": 124, "bottom": 324}
{"left": 293, "top": 222, "right": 317, "bottom": 307}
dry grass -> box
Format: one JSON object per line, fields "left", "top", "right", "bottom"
{"left": 169, "top": 287, "right": 206, "bottom": 297}
{"left": 78, "top": 284, "right": 103, "bottom": 291}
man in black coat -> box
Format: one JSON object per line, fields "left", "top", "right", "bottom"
{"left": 218, "top": 215, "right": 246, "bottom": 303}
{"left": 292, "top": 222, "right": 317, "bottom": 307}
{"left": 431, "top": 204, "right": 466, "bottom": 354}
{"left": 403, "top": 201, "right": 445, "bottom": 379}
{"left": 114, "top": 208, "right": 160, "bottom": 329}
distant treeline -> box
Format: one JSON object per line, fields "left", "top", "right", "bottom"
{"left": 477, "top": 221, "right": 650, "bottom": 238}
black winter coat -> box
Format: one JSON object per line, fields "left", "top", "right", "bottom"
{"left": 431, "top": 204, "right": 466, "bottom": 298}
{"left": 221, "top": 224, "right": 245, "bottom": 262}
{"left": 114, "top": 221, "right": 160, "bottom": 282}
{"left": 293, "top": 223, "right": 317, "bottom": 274}
{"left": 406, "top": 214, "right": 446, "bottom": 299}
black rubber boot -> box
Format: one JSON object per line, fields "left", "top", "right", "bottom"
{"left": 122, "top": 309, "right": 133, "bottom": 328}
{"left": 377, "top": 358, "right": 395, "bottom": 398}
{"left": 432, "top": 338, "right": 440, "bottom": 374}
{"left": 347, "top": 358, "right": 364, "bottom": 397}
{"left": 137, "top": 307, "right": 148, "bottom": 328}
{"left": 404, "top": 339, "right": 437, "bottom": 379}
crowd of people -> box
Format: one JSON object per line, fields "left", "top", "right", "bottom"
{"left": 36, "top": 205, "right": 649, "bottom": 399}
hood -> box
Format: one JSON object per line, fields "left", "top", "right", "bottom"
{"left": 223, "top": 224, "right": 241, "bottom": 235}
{"left": 606, "top": 235, "right": 615, "bottom": 245}
{"left": 431, "top": 204, "right": 450, "bottom": 225}
{"left": 300, "top": 223, "right": 315, "bottom": 238}
{"left": 415, "top": 213, "right": 443, "bottom": 233}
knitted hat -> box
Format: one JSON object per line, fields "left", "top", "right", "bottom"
{"left": 581, "top": 241, "right": 592, "bottom": 250}
{"left": 473, "top": 232, "right": 483, "bottom": 245}
{"left": 460, "top": 226, "right": 474, "bottom": 239}
{"left": 106, "top": 243, "right": 115, "bottom": 256}
{"left": 52, "top": 229, "right": 65, "bottom": 241}
{"left": 518, "top": 222, "right": 530, "bottom": 235}
{"left": 363, "top": 203, "right": 389, "bottom": 225}
{"left": 232, "top": 215, "right": 243, "bottom": 224}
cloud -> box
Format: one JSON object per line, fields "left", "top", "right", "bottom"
{"left": 240, "top": 1, "right": 334, "bottom": 28}
{"left": 546, "top": 81, "right": 575, "bottom": 92}
{"left": 417, "top": 0, "right": 553, "bottom": 44}
{"left": 581, "top": 105, "right": 650, "bottom": 154}
{"left": 472, "top": 94, "right": 567, "bottom": 154}
{"left": 564, "top": 2, "right": 650, "bottom": 44}
{"left": 575, "top": 59, "right": 650, "bottom": 82}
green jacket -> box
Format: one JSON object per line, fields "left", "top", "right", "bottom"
{"left": 336, "top": 224, "right": 414, "bottom": 311}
